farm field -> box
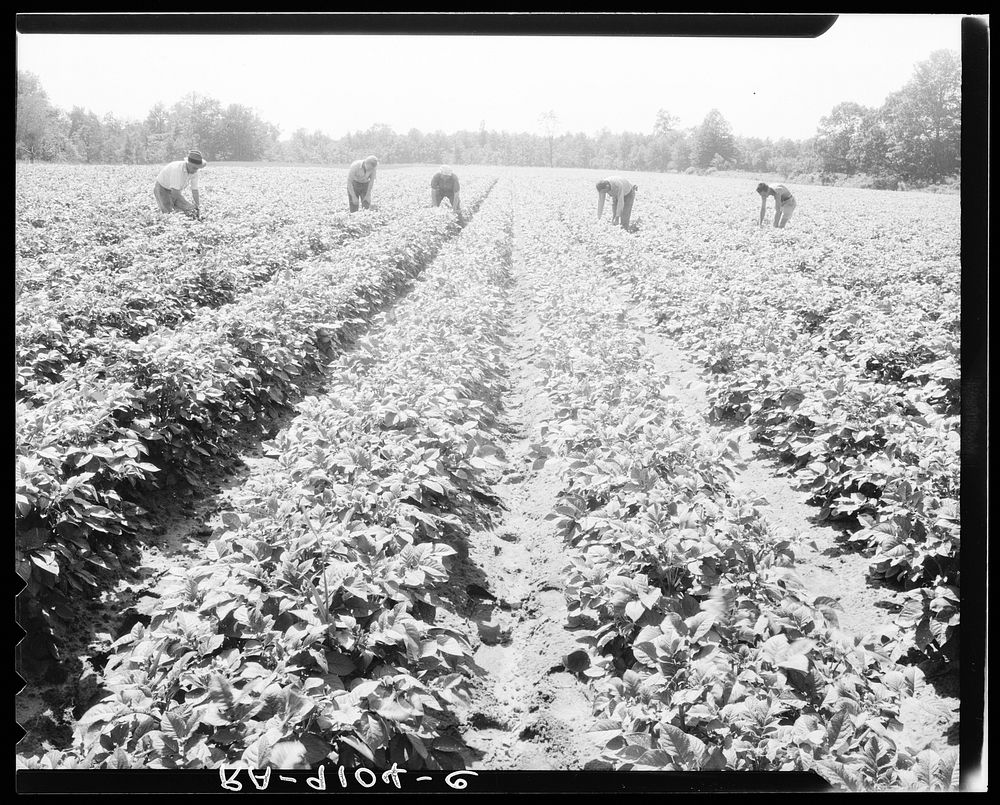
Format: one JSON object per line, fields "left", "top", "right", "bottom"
{"left": 16, "top": 165, "right": 963, "bottom": 791}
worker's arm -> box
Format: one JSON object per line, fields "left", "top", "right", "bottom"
{"left": 192, "top": 188, "right": 200, "bottom": 209}
{"left": 759, "top": 196, "right": 767, "bottom": 226}
{"left": 597, "top": 189, "right": 606, "bottom": 219}
{"left": 453, "top": 190, "right": 461, "bottom": 212}
{"left": 364, "top": 168, "right": 376, "bottom": 201}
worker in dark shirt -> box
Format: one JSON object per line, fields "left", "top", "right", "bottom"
{"left": 757, "top": 182, "right": 796, "bottom": 228}
{"left": 430, "top": 166, "right": 461, "bottom": 213}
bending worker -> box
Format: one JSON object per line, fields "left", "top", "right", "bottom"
{"left": 596, "top": 176, "right": 637, "bottom": 229}
{"left": 430, "top": 165, "right": 461, "bottom": 212}
{"left": 154, "top": 149, "right": 206, "bottom": 217}
{"left": 756, "top": 181, "right": 796, "bottom": 228}
{"left": 347, "top": 155, "right": 378, "bottom": 212}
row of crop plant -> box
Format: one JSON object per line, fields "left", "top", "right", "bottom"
{"left": 517, "top": 195, "right": 957, "bottom": 792}
{"left": 17, "top": 179, "right": 516, "bottom": 771}
{"left": 15, "top": 180, "right": 497, "bottom": 681}
{"left": 15, "top": 165, "right": 440, "bottom": 277}
{"left": 557, "top": 182, "right": 960, "bottom": 671}
{"left": 17, "top": 171, "right": 497, "bottom": 389}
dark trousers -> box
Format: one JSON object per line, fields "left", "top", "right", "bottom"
{"left": 611, "top": 189, "right": 636, "bottom": 228}
{"left": 431, "top": 188, "right": 455, "bottom": 207}
{"left": 348, "top": 180, "right": 371, "bottom": 212}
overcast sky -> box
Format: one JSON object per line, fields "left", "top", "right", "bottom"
{"left": 16, "top": 14, "right": 969, "bottom": 142}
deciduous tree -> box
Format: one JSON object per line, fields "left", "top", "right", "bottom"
{"left": 693, "top": 109, "right": 737, "bottom": 169}
{"left": 882, "top": 49, "right": 960, "bottom": 182}
{"left": 816, "top": 101, "right": 869, "bottom": 174}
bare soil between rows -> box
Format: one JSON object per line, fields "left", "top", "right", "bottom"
{"left": 439, "top": 227, "right": 602, "bottom": 769}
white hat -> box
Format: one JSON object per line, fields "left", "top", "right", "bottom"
{"left": 440, "top": 165, "right": 453, "bottom": 176}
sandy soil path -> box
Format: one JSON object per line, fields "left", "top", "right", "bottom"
{"left": 444, "top": 221, "right": 602, "bottom": 769}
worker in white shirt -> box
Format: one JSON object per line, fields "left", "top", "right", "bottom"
{"left": 154, "top": 150, "right": 206, "bottom": 218}
{"left": 347, "top": 155, "right": 378, "bottom": 212}
{"left": 596, "top": 176, "right": 637, "bottom": 229}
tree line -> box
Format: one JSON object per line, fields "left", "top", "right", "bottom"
{"left": 16, "top": 49, "right": 959, "bottom": 187}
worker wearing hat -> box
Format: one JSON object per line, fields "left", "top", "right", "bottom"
{"left": 347, "top": 155, "right": 379, "bottom": 212}
{"left": 596, "top": 176, "right": 637, "bottom": 229}
{"left": 154, "top": 150, "right": 206, "bottom": 217}
{"left": 430, "top": 165, "right": 461, "bottom": 213}
{"left": 756, "top": 181, "right": 796, "bottom": 228}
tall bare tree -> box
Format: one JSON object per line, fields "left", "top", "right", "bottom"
{"left": 538, "top": 110, "right": 560, "bottom": 168}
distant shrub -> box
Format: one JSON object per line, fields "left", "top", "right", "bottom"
{"left": 790, "top": 172, "right": 821, "bottom": 185}
{"left": 917, "top": 175, "right": 960, "bottom": 194}
{"left": 835, "top": 173, "right": 900, "bottom": 191}
{"left": 921, "top": 182, "right": 961, "bottom": 194}
{"left": 871, "top": 174, "right": 902, "bottom": 190}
